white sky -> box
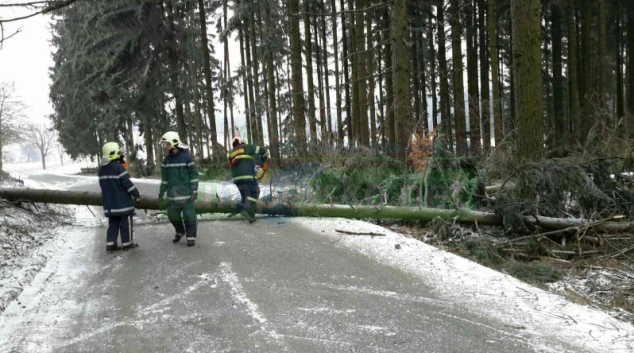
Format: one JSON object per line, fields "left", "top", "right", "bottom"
{"left": 0, "top": 7, "right": 54, "bottom": 126}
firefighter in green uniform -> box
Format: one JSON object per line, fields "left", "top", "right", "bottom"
{"left": 158, "top": 131, "right": 199, "bottom": 246}
{"left": 228, "top": 129, "right": 269, "bottom": 222}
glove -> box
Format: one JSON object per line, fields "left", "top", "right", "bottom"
{"left": 191, "top": 191, "right": 198, "bottom": 202}
{"left": 159, "top": 196, "right": 167, "bottom": 210}
{"left": 255, "top": 166, "right": 265, "bottom": 180}
{"left": 133, "top": 196, "right": 140, "bottom": 207}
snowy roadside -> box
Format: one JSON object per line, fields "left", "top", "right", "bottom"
{"left": 0, "top": 171, "right": 100, "bottom": 313}
{"left": 296, "top": 218, "right": 634, "bottom": 353}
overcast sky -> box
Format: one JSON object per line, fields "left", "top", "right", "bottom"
{"left": 0, "top": 6, "right": 54, "bottom": 126}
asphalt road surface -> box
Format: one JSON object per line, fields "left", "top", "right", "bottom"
{"left": 0, "top": 170, "right": 627, "bottom": 352}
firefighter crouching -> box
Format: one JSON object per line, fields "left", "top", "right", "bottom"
{"left": 98, "top": 142, "right": 140, "bottom": 252}
{"left": 158, "top": 131, "right": 199, "bottom": 247}
{"left": 229, "top": 129, "right": 269, "bottom": 223}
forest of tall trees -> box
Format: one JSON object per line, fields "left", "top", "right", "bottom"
{"left": 3, "top": 0, "right": 633, "bottom": 168}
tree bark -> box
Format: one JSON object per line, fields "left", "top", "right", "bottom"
{"left": 167, "top": 0, "right": 187, "bottom": 144}
{"left": 392, "top": 0, "right": 411, "bottom": 158}
{"left": 581, "top": 0, "right": 594, "bottom": 140}
{"left": 220, "top": 1, "right": 229, "bottom": 151}
{"left": 250, "top": 8, "right": 263, "bottom": 145}
{"left": 367, "top": 1, "right": 377, "bottom": 146}
{"left": 466, "top": 0, "right": 480, "bottom": 155}
{"left": 289, "top": 0, "right": 308, "bottom": 146}
{"left": 488, "top": 0, "right": 502, "bottom": 147}
{"left": 304, "top": 0, "right": 318, "bottom": 143}
{"left": 384, "top": 1, "right": 395, "bottom": 148}
{"left": 552, "top": 1, "right": 564, "bottom": 141}
{"left": 438, "top": 0, "right": 453, "bottom": 150}
{"left": 314, "top": 13, "right": 327, "bottom": 141}
{"left": 429, "top": 0, "right": 439, "bottom": 130}
{"left": 411, "top": 14, "right": 422, "bottom": 130}
{"left": 341, "top": 0, "right": 352, "bottom": 144}
{"left": 264, "top": 6, "right": 280, "bottom": 160}
{"left": 349, "top": 1, "right": 359, "bottom": 145}
{"left": 478, "top": 0, "right": 490, "bottom": 153}
{"left": 320, "top": 0, "right": 333, "bottom": 142}
{"left": 3, "top": 188, "right": 633, "bottom": 232}
{"left": 355, "top": 0, "right": 369, "bottom": 145}
{"left": 566, "top": 0, "right": 580, "bottom": 144}
{"left": 378, "top": 16, "right": 385, "bottom": 146}
{"left": 625, "top": 2, "right": 634, "bottom": 138}
{"left": 512, "top": 0, "right": 543, "bottom": 161}
{"left": 143, "top": 121, "right": 155, "bottom": 169}
{"left": 245, "top": 21, "right": 258, "bottom": 144}
{"left": 331, "top": 0, "right": 343, "bottom": 146}
{"left": 197, "top": 0, "right": 217, "bottom": 157}
{"left": 187, "top": 1, "right": 204, "bottom": 157}
{"left": 418, "top": 11, "right": 428, "bottom": 134}
{"left": 239, "top": 27, "right": 252, "bottom": 144}
{"left": 224, "top": 0, "right": 235, "bottom": 137}
{"left": 598, "top": 0, "right": 607, "bottom": 114}
{"left": 450, "top": 0, "right": 468, "bottom": 157}
{"left": 617, "top": 9, "right": 624, "bottom": 134}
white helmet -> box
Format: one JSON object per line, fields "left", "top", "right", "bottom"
{"left": 161, "top": 131, "right": 183, "bottom": 148}
{"left": 232, "top": 129, "right": 246, "bottom": 146}
{"left": 102, "top": 142, "right": 121, "bottom": 160}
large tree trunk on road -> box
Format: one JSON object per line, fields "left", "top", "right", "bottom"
{"left": 1, "top": 188, "right": 632, "bottom": 233}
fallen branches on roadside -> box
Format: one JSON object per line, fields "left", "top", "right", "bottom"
{"left": 335, "top": 229, "right": 385, "bottom": 237}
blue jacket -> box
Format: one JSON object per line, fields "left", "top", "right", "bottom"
{"left": 98, "top": 158, "right": 140, "bottom": 217}
{"left": 159, "top": 148, "right": 199, "bottom": 203}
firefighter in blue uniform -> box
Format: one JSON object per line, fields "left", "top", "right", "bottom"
{"left": 98, "top": 142, "right": 140, "bottom": 252}
{"left": 228, "top": 129, "right": 269, "bottom": 223}
{"left": 159, "top": 131, "right": 199, "bottom": 247}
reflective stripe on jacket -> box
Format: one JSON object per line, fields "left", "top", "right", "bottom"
{"left": 98, "top": 159, "right": 140, "bottom": 217}
{"left": 159, "top": 149, "right": 199, "bottom": 202}
{"left": 229, "top": 144, "right": 268, "bottom": 183}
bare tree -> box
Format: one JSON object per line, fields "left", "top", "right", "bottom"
{"left": 0, "top": 81, "right": 26, "bottom": 171}
{"left": 25, "top": 123, "right": 55, "bottom": 170}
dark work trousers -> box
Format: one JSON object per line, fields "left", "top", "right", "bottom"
{"left": 235, "top": 180, "right": 260, "bottom": 216}
{"left": 167, "top": 200, "right": 197, "bottom": 240}
{"left": 107, "top": 215, "right": 134, "bottom": 246}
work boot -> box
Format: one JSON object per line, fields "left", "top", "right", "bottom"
{"left": 172, "top": 233, "right": 184, "bottom": 243}
{"left": 122, "top": 243, "right": 139, "bottom": 251}
{"left": 240, "top": 210, "right": 256, "bottom": 223}
{"left": 187, "top": 239, "right": 195, "bottom": 247}
{"left": 106, "top": 244, "right": 121, "bottom": 252}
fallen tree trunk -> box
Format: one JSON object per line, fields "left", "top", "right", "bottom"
{"left": 0, "top": 188, "right": 632, "bottom": 233}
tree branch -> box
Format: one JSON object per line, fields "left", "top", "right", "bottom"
{"left": 0, "top": 1, "right": 52, "bottom": 8}
{"left": 0, "top": 23, "right": 23, "bottom": 50}
{"left": 0, "top": 0, "right": 79, "bottom": 24}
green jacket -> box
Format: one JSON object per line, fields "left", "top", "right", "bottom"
{"left": 159, "top": 149, "right": 199, "bottom": 202}
{"left": 229, "top": 143, "right": 268, "bottom": 183}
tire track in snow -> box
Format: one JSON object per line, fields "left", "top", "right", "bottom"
{"left": 218, "top": 262, "right": 285, "bottom": 346}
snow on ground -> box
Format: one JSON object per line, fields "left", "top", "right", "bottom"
{"left": 4, "top": 161, "right": 87, "bottom": 175}
{"left": 296, "top": 218, "right": 634, "bottom": 353}
{"left": 0, "top": 201, "right": 99, "bottom": 313}
{"left": 548, "top": 269, "right": 634, "bottom": 323}
{"left": 0, "top": 220, "right": 105, "bottom": 352}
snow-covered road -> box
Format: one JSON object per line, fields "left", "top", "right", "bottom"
{"left": 0, "top": 167, "right": 632, "bottom": 352}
